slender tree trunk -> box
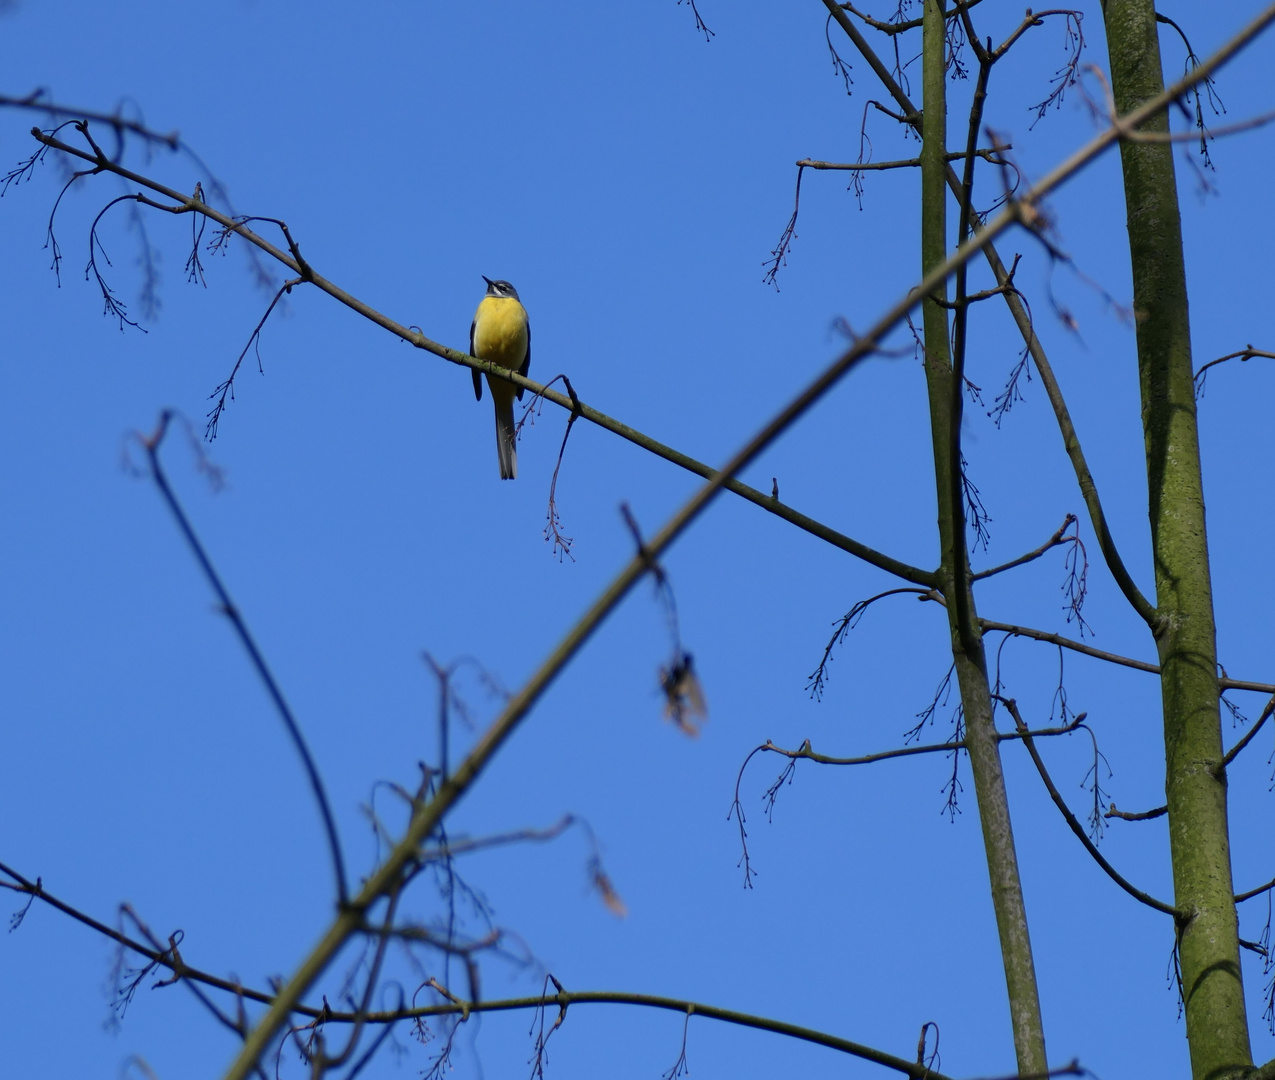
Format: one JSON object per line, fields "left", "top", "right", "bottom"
{"left": 1101, "top": 3, "right": 1252, "bottom": 1076}
{"left": 919, "top": 2, "right": 1048, "bottom": 1072}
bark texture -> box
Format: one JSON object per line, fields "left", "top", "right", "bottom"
{"left": 920, "top": 2, "right": 1047, "bottom": 1072}
{"left": 1101, "top": 2, "right": 1251, "bottom": 1076}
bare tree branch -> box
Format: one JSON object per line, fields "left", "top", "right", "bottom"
{"left": 972, "top": 514, "right": 1075, "bottom": 580}
{"left": 981, "top": 619, "right": 1157, "bottom": 674}
{"left": 998, "top": 697, "right": 1180, "bottom": 918}
{"left": 21, "top": 124, "right": 936, "bottom": 587}
{"left": 136, "top": 411, "right": 348, "bottom": 905}
{"left": 819, "top": 0, "right": 1161, "bottom": 628}
{"left": 1194, "top": 345, "right": 1275, "bottom": 397}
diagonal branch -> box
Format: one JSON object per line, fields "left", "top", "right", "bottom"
{"left": 998, "top": 697, "right": 1180, "bottom": 918}
{"left": 1107, "top": 693, "right": 1274, "bottom": 828}
{"left": 1236, "top": 875, "right": 1275, "bottom": 906}
{"left": 139, "top": 412, "right": 348, "bottom": 906}
{"left": 1219, "top": 694, "right": 1275, "bottom": 769}
{"left": 981, "top": 619, "right": 1158, "bottom": 674}
{"left": 24, "top": 125, "right": 935, "bottom": 589}
{"left": 981, "top": 619, "right": 1275, "bottom": 696}
{"left": 214, "top": 67, "right": 1264, "bottom": 1066}
{"left": 0, "top": 861, "right": 281, "bottom": 1010}
{"left": 972, "top": 514, "right": 1075, "bottom": 580}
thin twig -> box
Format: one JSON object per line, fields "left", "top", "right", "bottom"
{"left": 1194, "top": 345, "right": 1275, "bottom": 397}
{"left": 972, "top": 514, "right": 1075, "bottom": 580}
{"left": 138, "top": 413, "right": 348, "bottom": 905}
{"left": 1105, "top": 804, "right": 1167, "bottom": 822}
{"left": 1237, "top": 875, "right": 1275, "bottom": 905}
{"left": 796, "top": 146, "right": 1007, "bottom": 170}
{"left": 999, "top": 697, "right": 1180, "bottom": 918}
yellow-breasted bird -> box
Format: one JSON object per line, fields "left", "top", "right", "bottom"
{"left": 470, "top": 276, "right": 531, "bottom": 480}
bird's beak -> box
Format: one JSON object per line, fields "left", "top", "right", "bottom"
{"left": 481, "top": 275, "right": 494, "bottom": 288}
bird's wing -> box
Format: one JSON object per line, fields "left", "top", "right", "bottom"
{"left": 516, "top": 319, "right": 531, "bottom": 401}
{"left": 470, "top": 316, "right": 482, "bottom": 401}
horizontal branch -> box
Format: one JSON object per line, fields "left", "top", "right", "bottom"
{"left": 1194, "top": 345, "right": 1275, "bottom": 393}
{"left": 796, "top": 147, "right": 1007, "bottom": 171}
{"left": 1220, "top": 677, "right": 1275, "bottom": 694}
{"left": 0, "top": 861, "right": 944, "bottom": 1077}
{"left": 26, "top": 126, "right": 936, "bottom": 589}
{"left": 1106, "top": 805, "right": 1167, "bottom": 821}
{"left": 984, "top": 619, "right": 1275, "bottom": 697}
{"left": 353, "top": 989, "right": 955, "bottom": 1080}
{"left": 1105, "top": 804, "right": 1167, "bottom": 822}
{"left": 757, "top": 717, "right": 1082, "bottom": 766}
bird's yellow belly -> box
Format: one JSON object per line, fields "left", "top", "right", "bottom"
{"left": 473, "top": 297, "right": 529, "bottom": 371}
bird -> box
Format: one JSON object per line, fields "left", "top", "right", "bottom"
{"left": 470, "top": 276, "right": 531, "bottom": 480}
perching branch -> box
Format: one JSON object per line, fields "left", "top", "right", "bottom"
{"left": 21, "top": 123, "right": 935, "bottom": 588}
{"left": 214, "top": 61, "right": 1275, "bottom": 1063}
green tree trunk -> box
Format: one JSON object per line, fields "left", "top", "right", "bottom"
{"left": 919, "top": 2, "right": 1047, "bottom": 1072}
{"left": 1101, "top": 3, "right": 1252, "bottom": 1076}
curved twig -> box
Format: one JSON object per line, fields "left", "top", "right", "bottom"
{"left": 1236, "top": 875, "right": 1275, "bottom": 905}
{"left": 1194, "top": 346, "right": 1275, "bottom": 397}
{"left": 998, "top": 697, "right": 1180, "bottom": 918}
{"left": 1219, "top": 694, "right": 1275, "bottom": 769}
{"left": 140, "top": 413, "right": 348, "bottom": 905}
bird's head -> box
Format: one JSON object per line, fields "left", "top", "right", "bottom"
{"left": 482, "top": 276, "right": 520, "bottom": 301}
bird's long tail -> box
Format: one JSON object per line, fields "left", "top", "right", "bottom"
{"left": 494, "top": 396, "right": 517, "bottom": 480}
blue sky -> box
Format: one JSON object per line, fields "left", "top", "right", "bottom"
{"left": 2, "top": 2, "right": 1274, "bottom": 1078}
